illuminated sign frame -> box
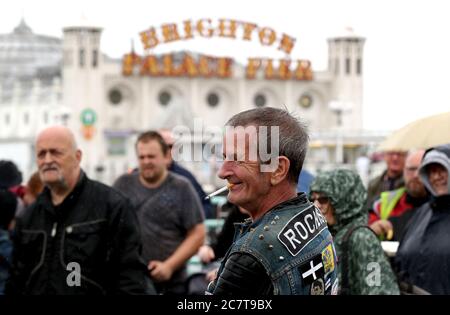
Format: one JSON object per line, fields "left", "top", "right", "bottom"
{"left": 122, "top": 18, "right": 313, "bottom": 81}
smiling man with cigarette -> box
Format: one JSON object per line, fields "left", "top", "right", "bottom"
{"left": 206, "top": 107, "right": 338, "bottom": 295}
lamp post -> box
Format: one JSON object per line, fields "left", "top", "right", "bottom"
{"left": 329, "top": 100, "right": 352, "bottom": 165}
{"left": 58, "top": 107, "right": 71, "bottom": 126}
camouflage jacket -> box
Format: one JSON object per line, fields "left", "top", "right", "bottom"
{"left": 310, "top": 169, "right": 400, "bottom": 295}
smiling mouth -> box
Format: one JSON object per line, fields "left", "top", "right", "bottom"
{"left": 43, "top": 168, "right": 58, "bottom": 172}
{"left": 228, "top": 182, "right": 243, "bottom": 190}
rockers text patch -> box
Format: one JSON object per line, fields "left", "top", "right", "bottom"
{"left": 278, "top": 206, "right": 327, "bottom": 256}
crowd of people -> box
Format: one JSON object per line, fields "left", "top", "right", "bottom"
{"left": 0, "top": 107, "right": 449, "bottom": 295}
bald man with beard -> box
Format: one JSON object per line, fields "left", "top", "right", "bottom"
{"left": 5, "top": 126, "right": 152, "bottom": 295}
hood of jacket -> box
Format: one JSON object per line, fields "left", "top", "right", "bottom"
{"left": 419, "top": 143, "right": 450, "bottom": 197}
{"left": 310, "top": 169, "right": 367, "bottom": 233}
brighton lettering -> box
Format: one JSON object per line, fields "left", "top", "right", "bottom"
{"left": 139, "top": 19, "right": 296, "bottom": 54}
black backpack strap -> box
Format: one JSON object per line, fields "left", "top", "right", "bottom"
{"left": 340, "top": 225, "right": 376, "bottom": 295}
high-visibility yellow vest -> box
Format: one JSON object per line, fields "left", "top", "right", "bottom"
{"left": 380, "top": 187, "right": 406, "bottom": 220}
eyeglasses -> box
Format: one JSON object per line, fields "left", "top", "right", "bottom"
{"left": 309, "top": 196, "right": 330, "bottom": 204}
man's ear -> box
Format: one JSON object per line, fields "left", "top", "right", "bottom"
{"left": 164, "top": 150, "right": 172, "bottom": 165}
{"left": 76, "top": 149, "right": 82, "bottom": 164}
{"left": 270, "top": 156, "right": 290, "bottom": 186}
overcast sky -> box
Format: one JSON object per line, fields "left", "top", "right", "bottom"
{"left": 2, "top": 0, "right": 449, "bottom": 132}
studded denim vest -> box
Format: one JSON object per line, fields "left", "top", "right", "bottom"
{"left": 214, "top": 195, "right": 339, "bottom": 295}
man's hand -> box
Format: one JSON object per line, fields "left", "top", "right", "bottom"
{"left": 370, "top": 219, "right": 394, "bottom": 239}
{"left": 205, "top": 268, "right": 219, "bottom": 282}
{"left": 198, "top": 245, "right": 215, "bottom": 264}
{"left": 148, "top": 260, "right": 173, "bottom": 282}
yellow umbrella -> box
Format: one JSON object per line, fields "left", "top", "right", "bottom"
{"left": 378, "top": 111, "right": 450, "bottom": 151}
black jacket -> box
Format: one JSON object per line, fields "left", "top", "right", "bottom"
{"left": 5, "top": 171, "right": 151, "bottom": 295}
{"left": 395, "top": 196, "right": 450, "bottom": 294}
{"left": 395, "top": 144, "right": 450, "bottom": 295}
{"left": 211, "top": 202, "right": 249, "bottom": 260}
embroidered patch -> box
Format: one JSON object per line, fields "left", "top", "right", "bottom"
{"left": 278, "top": 206, "right": 327, "bottom": 256}
{"left": 299, "top": 254, "right": 325, "bottom": 286}
{"left": 310, "top": 278, "right": 325, "bottom": 295}
{"left": 322, "top": 244, "right": 335, "bottom": 275}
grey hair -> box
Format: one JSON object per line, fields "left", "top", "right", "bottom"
{"left": 226, "top": 107, "right": 309, "bottom": 184}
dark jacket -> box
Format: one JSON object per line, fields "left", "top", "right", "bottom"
{"left": 210, "top": 202, "right": 249, "bottom": 260}
{"left": 0, "top": 229, "right": 12, "bottom": 295}
{"left": 396, "top": 144, "right": 450, "bottom": 294}
{"left": 5, "top": 171, "right": 151, "bottom": 295}
{"left": 387, "top": 192, "right": 429, "bottom": 242}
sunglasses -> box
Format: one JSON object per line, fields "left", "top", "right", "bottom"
{"left": 310, "top": 196, "right": 330, "bottom": 204}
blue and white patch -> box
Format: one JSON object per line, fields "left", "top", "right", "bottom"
{"left": 331, "top": 278, "right": 339, "bottom": 295}
{"left": 325, "top": 277, "right": 331, "bottom": 291}
{"left": 278, "top": 205, "right": 327, "bottom": 256}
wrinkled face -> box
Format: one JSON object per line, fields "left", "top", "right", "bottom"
{"left": 404, "top": 151, "right": 426, "bottom": 197}
{"left": 36, "top": 134, "right": 80, "bottom": 188}
{"left": 427, "top": 163, "right": 449, "bottom": 196}
{"left": 217, "top": 127, "right": 271, "bottom": 212}
{"left": 137, "top": 140, "right": 169, "bottom": 185}
{"left": 310, "top": 192, "right": 336, "bottom": 226}
{"left": 384, "top": 151, "right": 407, "bottom": 176}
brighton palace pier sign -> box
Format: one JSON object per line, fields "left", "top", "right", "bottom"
{"left": 122, "top": 18, "right": 313, "bottom": 80}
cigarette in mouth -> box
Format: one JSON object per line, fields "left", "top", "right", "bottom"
{"left": 204, "top": 183, "right": 234, "bottom": 200}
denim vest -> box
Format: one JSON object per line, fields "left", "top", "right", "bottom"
{"left": 215, "top": 195, "right": 339, "bottom": 295}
